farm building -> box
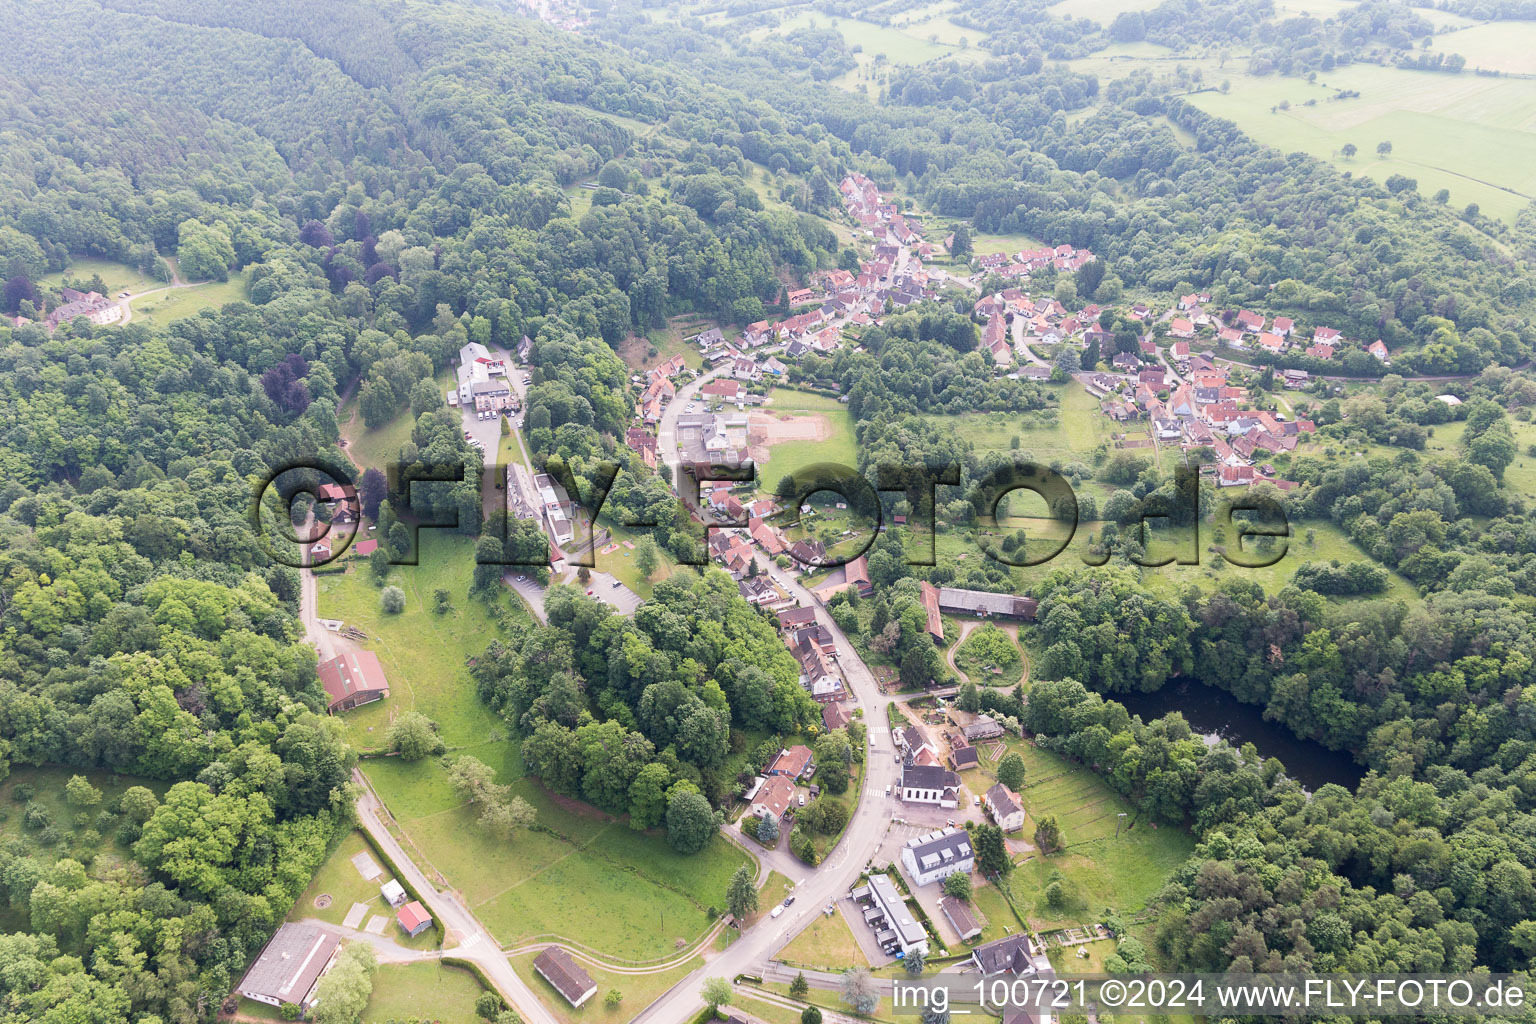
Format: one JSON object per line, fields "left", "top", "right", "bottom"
{"left": 396, "top": 900, "right": 433, "bottom": 937}
{"left": 533, "top": 946, "right": 598, "bottom": 1007}
{"left": 317, "top": 650, "right": 390, "bottom": 713}
{"left": 937, "top": 588, "right": 1037, "bottom": 622}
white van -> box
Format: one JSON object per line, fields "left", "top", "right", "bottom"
{"left": 770, "top": 905, "right": 786, "bottom": 919}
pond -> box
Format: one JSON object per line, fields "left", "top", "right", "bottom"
{"left": 1112, "top": 677, "right": 1366, "bottom": 792}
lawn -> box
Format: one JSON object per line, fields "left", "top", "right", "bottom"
{"left": 777, "top": 912, "right": 871, "bottom": 971}
{"left": 363, "top": 961, "right": 487, "bottom": 1023}
{"left": 1184, "top": 63, "right": 1536, "bottom": 222}
{"left": 363, "top": 748, "right": 755, "bottom": 961}
{"left": 509, "top": 950, "right": 701, "bottom": 1024}
{"left": 978, "top": 738, "right": 1193, "bottom": 932}
{"left": 967, "top": 877, "right": 1021, "bottom": 941}
{"left": 315, "top": 531, "right": 527, "bottom": 750}
{"left": 41, "top": 257, "right": 164, "bottom": 295}
{"left": 340, "top": 368, "right": 454, "bottom": 473}
{"left": 592, "top": 524, "right": 675, "bottom": 599}
{"left": 287, "top": 830, "right": 441, "bottom": 949}
{"left": 126, "top": 270, "right": 251, "bottom": 326}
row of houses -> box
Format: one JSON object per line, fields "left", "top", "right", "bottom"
{"left": 1174, "top": 295, "right": 1390, "bottom": 365}
{"left": 975, "top": 243, "right": 1097, "bottom": 280}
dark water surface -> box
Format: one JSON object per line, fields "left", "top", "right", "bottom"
{"left": 1113, "top": 677, "right": 1366, "bottom": 792}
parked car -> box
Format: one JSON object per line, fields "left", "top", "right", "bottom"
{"left": 770, "top": 905, "right": 785, "bottom": 919}
{"left": 783, "top": 896, "right": 795, "bottom": 907}
{"left": 611, "top": 580, "right": 622, "bottom": 588}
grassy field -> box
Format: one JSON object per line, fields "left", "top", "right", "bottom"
{"left": 41, "top": 257, "right": 164, "bottom": 295}
{"left": 1422, "top": 417, "right": 1536, "bottom": 503}
{"left": 1184, "top": 63, "right": 1536, "bottom": 222}
{"left": 316, "top": 531, "right": 523, "bottom": 750}
{"left": 510, "top": 950, "right": 701, "bottom": 1024}
{"left": 752, "top": 391, "right": 859, "bottom": 495}
{"left": 363, "top": 961, "right": 488, "bottom": 1023}
{"left": 127, "top": 270, "right": 251, "bottom": 326}
{"left": 980, "top": 737, "right": 1193, "bottom": 932}
{"left": 363, "top": 744, "right": 754, "bottom": 960}
{"left": 592, "top": 524, "right": 676, "bottom": 598}
{"left": 619, "top": 320, "right": 708, "bottom": 372}
{"left": 926, "top": 511, "right": 1411, "bottom": 605}
{"left": 967, "top": 877, "right": 1019, "bottom": 940}
{"left": 926, "top": 383, "right": 1125, "bottom": 499}
{"left": 340, "top": 368, "right": 455, "bottom": 473}
{"left": 1426, "top": 20, "right": 1536, "bottom": 74}
{"left": 778, "top": 911, "right": 870, "bottom": 971}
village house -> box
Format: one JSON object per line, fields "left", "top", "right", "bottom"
{"left": 984, "top": 784, "right": 1026, "bottom": 832}
{"left": 768, "top": 745, "right": 815, "bottom": 780}
{"left": 747, "top": 773, "right": 797, "bottom": 823}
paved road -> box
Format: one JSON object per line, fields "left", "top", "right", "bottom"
{"left": 295, "top": 917, "right": 443, "bottom": 964}
{"left": 657, "top": 365, "right": 726, "bottom": 497}
{"left": 1012, "top": 314, "right": 1048, "bottom": 368}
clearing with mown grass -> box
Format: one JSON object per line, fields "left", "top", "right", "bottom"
{"left": 979, "top": 736, "right": 1193, "bottom": 932}
{"left": 287, "top": 830, "right": 440, "bottom": 949}
{"left": 364, "top": 748, "right": 754, "bottom": 960}
{"left": 363, "top": 961, "right": 487, "bottom": 1023}
{"left": 777, "top": 911, "right": 870, "bottom": 971}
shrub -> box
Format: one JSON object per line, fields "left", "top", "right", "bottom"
{"left": 381, "top": 585, "right": 406, "bottom": 613}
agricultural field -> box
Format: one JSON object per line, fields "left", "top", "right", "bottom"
{"left": 315, "top": 531, "right": 525, "bottom": 750}
{"left": 1425, "top": 20, "right": 1536, "bottom": 74}
{"left": 777, "top": 911, "right": 870, "bottom": 971}
{"left": 509, "top": 950, "right": 702, "bottom": 1024}
{"left": 1184, "top": 64, "right": 1536, "bottom": 223}
{"left": 363, "top": 962, "right": 488, "bottom": 1023}
{"left": 363, "top": 742, "right": 755, "bottom": 960}
{"left": 979, "top": 737, "right": 1193, "bottom": 932}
